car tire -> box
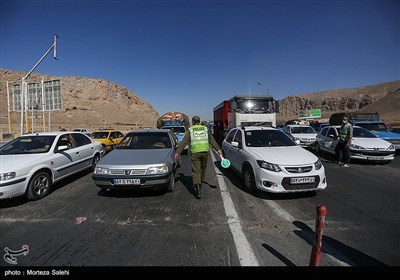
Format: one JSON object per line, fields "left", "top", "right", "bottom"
{"left": 25, "top": 171, "right": 51, "bottom": 201}
{"left": 243, "top": 166, "right": 256, "bottom": 193}
{"left": 315, "top": 142, "right": 321, "bottom": 154}
{"left": 166, "top": 175, "right": 175, "bottom": 192}
{"left": 92, "top": 154, "right": 101, "bottom": 171}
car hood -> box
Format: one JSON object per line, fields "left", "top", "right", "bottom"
{"left": 352, "top": 137, "right": 392, "bottom": 149}
{"left": 371, "top": 131, "right": 400, "bottom": 139}
{"left": 98, "top": 149, "right": 172, "bottom": 166}
{"left": 246, "top": 146, "right": 318, "bottom": 165}
{"left": 0, "top": 154, "right": 45, "bottom": 172}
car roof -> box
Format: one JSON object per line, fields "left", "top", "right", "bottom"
{"left": 128, "top": 129, "right": 171, "bottom": 133}
{"left": 22, "top": 131, "right": 84, "bottom": 137}
{"left": 237, "top": 126, "right": 277, "bottom": 131}
{"left": 286, "top": 124, "right": 312, "bottom": 127}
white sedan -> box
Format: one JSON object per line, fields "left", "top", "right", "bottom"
{"left": 315, "top": 125, "right": 395, "bottom": 162}
{"left": 0, "top": 132, "right": 104, "bottom": 200}
{"left": 222, "top": 126, "right": 327, "bottom": 194}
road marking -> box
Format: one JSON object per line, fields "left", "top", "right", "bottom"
{"left": 210, "top": 151, "right": 259, "bottom": 266}
{"left": 261, "top": 199, "right": 351, "bottom": 266}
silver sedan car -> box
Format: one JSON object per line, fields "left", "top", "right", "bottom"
{"left": 0, "top": 132, "right": 104, "bottom": 200}
{"left": 92, "top": 129, "right": 180, "bottom": 193}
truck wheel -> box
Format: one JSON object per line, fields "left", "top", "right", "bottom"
{"left": 25, "top": 171, "right": 51, "bottom": 200}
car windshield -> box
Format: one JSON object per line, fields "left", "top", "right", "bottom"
{"left": 353, "top": 127, "right": 378, "bottom": 138}
{"left": 244, "top": 130, "right": 296, "bottom": 147}
{"left": 117, "top": 132, "right": 172, "bottom": 149}
{"left": 91, "top": 132, "right": 109, "bottom": 139}
{"left": 291, "top": 126, "right": 316, "bottom": 134}
{"left": 0, "top": 135, "right": 56, "bottom": 155}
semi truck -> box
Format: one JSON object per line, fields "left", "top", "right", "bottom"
{"left": 213, "top": 95, "right": 279, "bottom": 144}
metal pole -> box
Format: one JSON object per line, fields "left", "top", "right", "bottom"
{"left": 6, "top": 81, "right": 11, "bottom": 134}
{"left": 20, "top": 78, "right": 25, "bottom": 135}
{"left": 20, "top": 34, "right": 58, "bottom": 135}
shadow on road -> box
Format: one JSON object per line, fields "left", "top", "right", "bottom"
{"left": 293, "top": 220, "right": 388, "bottom": 266}
{"left": 262, "top": 243, "right": 297, "bottom": 266}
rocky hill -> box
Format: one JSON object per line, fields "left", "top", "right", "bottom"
{"left": 277, "top": 80, "right": 400, "bottom": 126}
{"left": 0, "top": 69, "right": 159, "bottom": 133}
{"left": 1, "top": 68, "right": 399, "bottom": 135}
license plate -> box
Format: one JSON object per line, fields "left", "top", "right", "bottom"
{"left": 290, "top": 177, "right": 315, "bottom": 184}
{"left": 114, "top": 179, "right": 141, "bottom": 185}
{"left": 366, "top": 156, "right": 384, "bottom": 160}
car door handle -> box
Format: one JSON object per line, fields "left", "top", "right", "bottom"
{"left": 75, "top": 152, "right": 80, "bottom": 155}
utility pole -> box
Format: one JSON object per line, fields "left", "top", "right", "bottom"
{"left": 20, "top": 34, "right": 58, "bottom": 135}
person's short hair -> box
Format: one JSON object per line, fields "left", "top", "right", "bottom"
{"left": 192, "top": 116, "right": 200, "bottom": 122}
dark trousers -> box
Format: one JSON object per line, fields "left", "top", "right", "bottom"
{"left": 191, "top": 152, "right": 208, "bottom": 185}
{"left": 335, "top": 141, "right": 350, "bottom": 164}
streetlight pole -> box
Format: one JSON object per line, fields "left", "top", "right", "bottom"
{"left": 257, "top": 81, "right": 280, "bottom": 95}
{"left": 20, "top": 34, "right": 58, "bottom": 135}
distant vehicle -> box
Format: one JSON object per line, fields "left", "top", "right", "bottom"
{"left": 0, "top": 132, "right": 103, "bottom": 200}
{"left": 72, "top": 128, "right": 90, "bottom": 135}
{"left": 161, "top": 125, "right": 188, "bottom": 152}
{"left": 221, "top": 126, "right": 327, "bottom": 194}
{"left": 351, "top": 121, "right": 400, "bottom": 150}
{"left": 213, "top": 95, "right": 279, "bottom": 144}
{"left": 92, "top": 129, "right": 180, "bottom": 193}
{"left": 90, "top": 129, "right": 125, "bottom": 152}
{"left": 315, "top": 125, "right": 395, "bottom": 163}
{"left": 283, "top": 125, "right": 317, "bottom": 148}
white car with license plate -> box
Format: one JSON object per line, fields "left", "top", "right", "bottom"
{"left": 0, "top": 132, "right": 103, "bottom": 200}
{"left": 315, "top": 125, "right": 395, "bottom": 162}
{"left": 221, "top": 126, "right": 327, "bottom": 194}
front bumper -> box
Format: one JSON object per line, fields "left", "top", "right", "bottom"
{"left": 92, "top": 172, "right": 172, "bottom": 190}
{"left": 253, "top": 166, "right": 327, "bottom": 193}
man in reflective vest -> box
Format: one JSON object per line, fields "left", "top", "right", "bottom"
{"left": 175, "top": 116, "right": 223, "bottom": 199}
{"left": 334, "top": 113, "right": 353, "bottom": 167}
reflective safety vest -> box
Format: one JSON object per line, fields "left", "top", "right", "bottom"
{"left": 339, "top": 123, "right": 351, "bottom": 141}
{"left": 189, "top": 125, "right": 209, "bottom": 153}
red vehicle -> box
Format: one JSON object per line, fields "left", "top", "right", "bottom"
{"left": 213, "top": 95, "right": 278, "bottom": 144}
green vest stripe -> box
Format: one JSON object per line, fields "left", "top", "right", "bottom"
{"left": 189, "top": 125, "right": 209, "bottom": 153}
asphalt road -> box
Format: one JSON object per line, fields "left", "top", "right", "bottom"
{"left": 1, "top": 149, "right": 399, "bottom": 268}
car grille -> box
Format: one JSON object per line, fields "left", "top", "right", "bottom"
{"left": 110, "top": 169, "right": 147, "bottom": 175}
{"left": 350, "top": 150, "right": 395, "bottom": 156}
{"left": 281, "top": 176, "right": 320, "bottom": 190}
{"left": 285, "top": 166, "right": 313, "bottom": 173}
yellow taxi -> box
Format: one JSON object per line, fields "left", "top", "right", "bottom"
{"left": 90, "top": 129, "right": 125, "bottom": 153}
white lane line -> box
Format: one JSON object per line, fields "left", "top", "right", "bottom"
{"left": 210, "top": 151, "right": 259, "bottom": 266}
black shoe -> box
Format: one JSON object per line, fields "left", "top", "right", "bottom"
{"left": 194, "top": 184, "right": 202, "bottom": 199}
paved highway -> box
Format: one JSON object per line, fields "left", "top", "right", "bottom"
{"left": 1, "top": 149, "right": 399, "bottom": 267}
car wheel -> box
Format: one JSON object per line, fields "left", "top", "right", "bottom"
{"left": 166, "top": 175, "right": 175, "bottom": 192}
{"left": 315, "top": 142, "right": 321, "bottom": 154}
{"left": 92, "top": 154, "right": 101, "bottom": 171}
{"left": 25, "top": 171, "right": 51, "bottom": 201}
{"left": 243, "top": 166, "right": 256, "bottom": 193}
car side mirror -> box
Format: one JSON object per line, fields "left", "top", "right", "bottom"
{"left": 231, "top": 141, "right": 240, "bottom": 148}
{"left": 57, "top": 145, "right": 69, "bottom": 152}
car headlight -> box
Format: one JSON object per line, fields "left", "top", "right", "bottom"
{"left": 350, "top": 144, "right": 364, "bottom": 149}
{"left": 94, "top": 167, "right": 110, "bottom": 175}
{"left": 314, "top": 159, "right": 322, "bottom": 170}
{"left": 257, "top": 160, "right": 281, "bottom": 172}
{"left": 146, "top": 165, "right": 168, "bottom": 174}
{"left": 387, "top": 144, "right": 395, "bottom": 151}
{"left": 0, "top": 172, "right": 16, "bottom": 181}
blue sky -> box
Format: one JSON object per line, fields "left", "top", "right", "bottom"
{"left": 1, "top": 0, "right": 399, "bottom": 121}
